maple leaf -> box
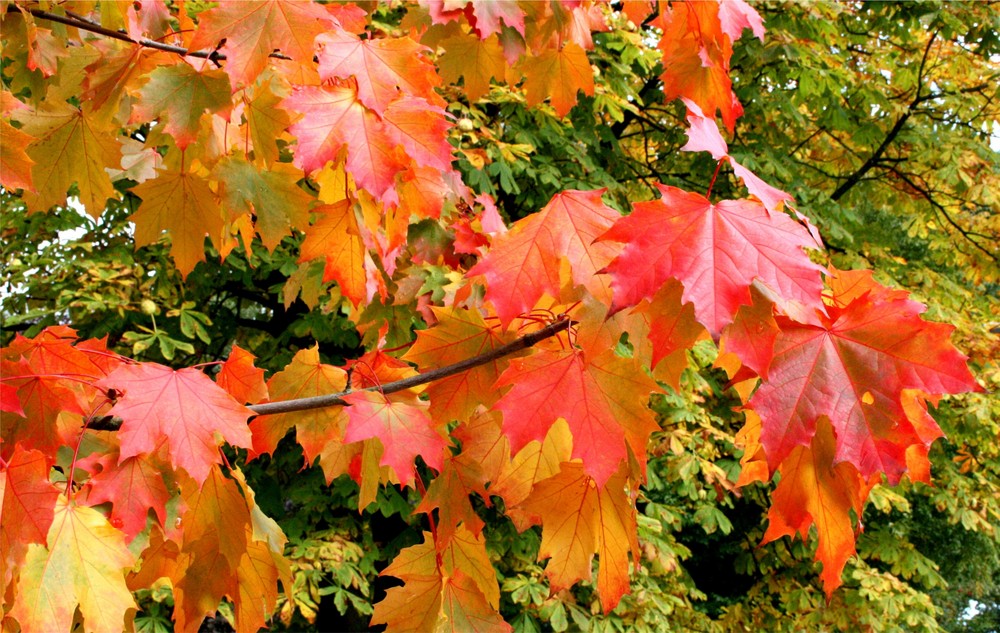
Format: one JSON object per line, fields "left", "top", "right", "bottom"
{"left": 762, "top": 420, "right": 872, "bottom": 597}
{"left": 9, "top": 496, "right": 136, "bottom": 633}
{"left": 468, "top": 189, "right": 621, "bottom": 325}
{"left": 482, "top": 417, "right": 573, "bottom": 514}
{"left": 748, "top": 269, "right": 981, "bottom": 483}
{"left": 656, "top": 2, "right": 742, "bottom": 131}
{"left": 717, "top": 0, "right": 766, "bottom": 42}
{"left": 243, "top": 75, "right": 293, "bottom": 168}
{"left": 600, "top": 184, "right": 824, "bottom": 335}
{"left": 285, "top": 83, "right": 409, "bottom": 199}
{"left": 342, "top": 390, "right": 446, "bottom": 486}
{"left": 249, "top": 346, "right": 356, "bottom": 482}
{"left": 414, "top": 454, "right": 489, "bottom": 544}
{"left": 515, "top": 463, "right": 638, "bottom": 613}
{"left": 12, "top": 100, "right": 120, "bottom": 216}
{"left": 132, "top": 63, "right": 232, "bottom": 149}
{"left": 316, "top": 29, "right": 443, "bottom": 114}
{"left": 215, "top": 158, "right": 313, "bottom": 251}
{"left": 402, "top": 306, "right": 514, "bottom": 423}
{"left": 170, "top": 467, "right": 253, "bottom": 633}
{"left": 493, "top": 348, "right": 658, "bottom": 487}
{"left": 82, "top": 42, "right": 171, "bottom": 119}
{"left": 451, "top": 409, "right": 513, "bottom": 484}
{"left": 518, "top": 41, "right": 594, "bottom": 117}
{"left": 383, "top": 96, "right": 455, "bottom": 173}
{"left": 97, "top": 363, "right": 254, "bottom": 484}
{"left": 629, "top": 279, "right": 707, "bottom": 390}
{"left": 179, "top": 467, "right": 252, "bottom": 569}
{"left": 235, "top": 539, "right": 284, "bottom": 633}
{"left": 398, "top": 165, "right": 454, "bottom": 221}
{"left": 2, "top": 329, "right": 116, "bottom": 458}
{"left": 373, "top": 528, "right": 509, "bottom": 632}
{"left": 217, "top": 344, "right": 269, "bottom": 405}
{"left": 733, "top": 410, "right": 770, "bottom": 487}
{"left": 719, "top": 283, "right": 779, "bottom": 380}
{"left": 0, "top": 445, "right": 60, "bottom": 591}
{"left": 0, "top": 117, "right": 35, "bottom": 191}
{"left": 84, "top": 452, "right": 171, "bottom": 541}
{"left": 131, "top": 168, "right": 224, "bottom": 277}
{"left": 298, "top": 201, "right": 368, "bottom": 308}
{"left": 189, "top": 0, "right": 344, "bottom": 90}
{"left": 438, "top": 31, "right": 506, "bottom": 102}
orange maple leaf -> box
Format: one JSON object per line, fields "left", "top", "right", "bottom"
{"left": 217, "top": 344, "right": 269, "bottom": 406}
{"left": 515, "top": 463, "right": 638, "bottom": 613}
{"left": 468, "top": 189, "right": 621, "bottom": 326}
{"left": 402, "top": 306, "right": 514, "bottom": 424}
{"left": 518, "top": 41, "right": 594, "bottom": 117}
{"left": 494, "top": 348, "right": 658, "bottom": 487}
{"left": 761, "top": 420, "right": 873, "bottom": 597}
{"left": 189, "top": 0, "right": 346, "bottom": 90}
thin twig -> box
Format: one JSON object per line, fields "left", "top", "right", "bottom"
{"left": 21, "top": 7, "right": 291, "bottom": 61}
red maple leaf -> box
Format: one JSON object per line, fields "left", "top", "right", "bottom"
{"left": 97, "top": 363, "right": 254, "bottom": 484}
{"left": 2, "top": 328, "right": 119, "bottom": 458}
{"left": 600, "top": 184, "right": 824, "bottom": 336}
{"left": 748, "top": 269, "right": 982, "bottom": 483}
{"left": 83, "top": 450, "right": 172, "bottom": 540}
{"left": 284, "top": 83, "right": 409, "bottom": 199}
{"left": 342, "top": 391, "right": 446, "bottom": 486}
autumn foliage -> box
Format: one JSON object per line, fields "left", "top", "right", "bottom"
{"left": 0, "top": 1, "right": 984, "bottom": 632}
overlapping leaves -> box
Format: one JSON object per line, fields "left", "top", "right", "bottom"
{"left": 0, "top": 1, "right": 984, "bottom": 631}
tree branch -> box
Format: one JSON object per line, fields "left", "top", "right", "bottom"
{"left": 20, "top": 7, "right": 290, "bottom": 61}
{"left": 87, "top": 316, "right": 572, "bottom": 430}
{"left": 830, "top": 31, "right": 939, "bottom": 201}
{"left": 879, "top": 165, "right": 999, "bottom": 262}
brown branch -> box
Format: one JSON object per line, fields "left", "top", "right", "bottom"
{"left": 830, "top": 31, "right": 939, "bottom": 201}
{"left": 21, "top": 7, "right": 290, "bottom": 61}
{"left": 87, "top": 316, "right": 572, "bottom": 431}
{"left": 879, "top": 165, "right": 999, "bottom": 263}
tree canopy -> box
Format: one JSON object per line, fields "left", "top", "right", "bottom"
{"left": 1, "top": 1, "right": 997, "bottom": 632}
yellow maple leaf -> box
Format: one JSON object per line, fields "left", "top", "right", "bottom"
{"left": 518, "top": 42, "right": 594, "bottom": 117}
{"left": 9, "top": 496, "right": 137, "bottom": 633}
{"left": 13, "top": 101, "right": 120, "bottom": 216}
{"left": 131, "top": 168, "right": 224, "bottom": 277}
{"left": 438, "top": 31, "right": 506, "bottom": 102}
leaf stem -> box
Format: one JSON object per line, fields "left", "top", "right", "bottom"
{"left": 706, "top": 159, "right": 724, "bottom": 199}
